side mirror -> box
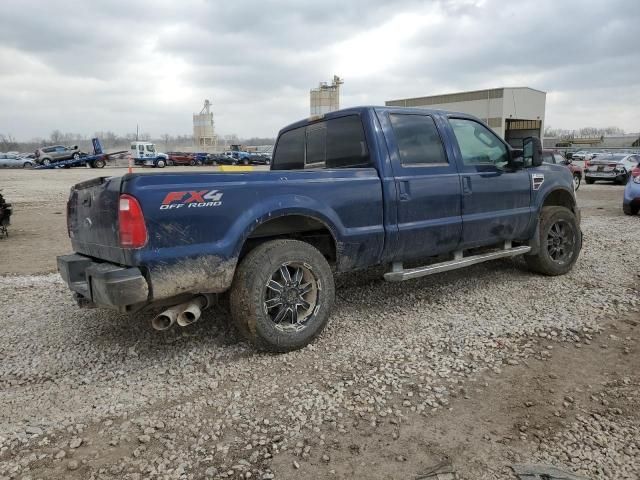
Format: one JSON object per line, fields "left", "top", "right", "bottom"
{"left": 523, "top": 137, "right": 543, "bottom": 167}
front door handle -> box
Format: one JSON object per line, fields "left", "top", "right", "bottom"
{"left": 462, "top": 176, "right": 472, "bottom": 195}
{"left": 399, "top": 180, "right": 410, "bottom": 201}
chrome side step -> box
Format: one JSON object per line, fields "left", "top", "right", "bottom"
{"left": 384, "top": 243, "right": 531, "bottom": 282}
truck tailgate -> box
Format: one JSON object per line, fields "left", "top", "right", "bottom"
{"left": 68, "top": 176, "right": 129, "bottom": 264}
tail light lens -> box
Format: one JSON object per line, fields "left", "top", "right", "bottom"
{"left": 119, "top": 194, "right": 147, "bottom": 248}
{"left": 632, "top": 167, "right": 640, "bottom": 184}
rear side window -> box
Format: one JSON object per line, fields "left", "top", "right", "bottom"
{"left": 273, "top": 127, "right": 305, "bottom": 169}
{"left": 274, "top": 115, "right": 369, "bottom": 170}
{"left": 389, "top": 114, "right": 447, "bottom": 166}
{"left": 325, "top": 115, "right": 369, "bottom": 168}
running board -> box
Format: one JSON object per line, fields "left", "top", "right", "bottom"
{"left": 384, "top": 244, "right": 531, "bottom": 282}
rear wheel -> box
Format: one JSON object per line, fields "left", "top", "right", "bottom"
{"left": 92, "top": 159, "right": 106, "bottom": 168}
{"left": 230, "top": 239, "right": 335, "bottom": 352}
{"left": 525, "top": 206, "right": 581, "bottom": 276}
{"left": 189, "top": 159, "right": 196, "bottom": 166}
{"left": 242, "top": 158, "right": 249, "bottom": 166}
{"left": 573, "top": 174, "right": 581, "bottom": 191}
{"left": 623, "top": 204, "right": 639, "bottom": 216}
{"left": 42, "top": 158, "right": 51, "bottom": 166}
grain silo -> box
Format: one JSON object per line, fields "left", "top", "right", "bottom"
{"left": 310, "top": 75, "right": 343, "bottom": 116}
{"left": 193, "top": 99, "right": 218, "bottom": 150}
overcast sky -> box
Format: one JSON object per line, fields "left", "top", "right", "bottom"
{"left": 0, "top": 0, "right": 638, "bottom": 140}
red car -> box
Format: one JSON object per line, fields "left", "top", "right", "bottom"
{"left": 167, "top": 152, "right": 201, "bottom": 166}
{"left": 543, "top": 150, "right": 583, "bottom": 191}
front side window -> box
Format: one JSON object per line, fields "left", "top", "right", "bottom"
{"left": 272, "top": 127, "right": 305, "bottom": 169}
{"left": 389, "top": 114, "right": 448, "bottom": 166}
{"left": 449, "top": 118, "right": 508, "bottom": 167}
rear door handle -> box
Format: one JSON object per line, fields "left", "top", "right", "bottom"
{"left": 399, "top": 180, "right": 410, "bottom": 201}
{"left": 462, "top": 176, "right": 472, "bottom": 195}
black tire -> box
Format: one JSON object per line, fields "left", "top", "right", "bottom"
{"left": 73, "top": 153, "right": 80, "bottom": 160}
{"left": 23, "top": 162, "right": 33, "bottom": 169}
{"left": 573, "top": 174, "right": 581, "bottom": 191}
{"left": 189, "top": 159, "right": 196, "bottom": 166}
{"left": 230, "top": 239, "right": 335, "bottom": 352}
{"left": 585, "top": 178, "right": 595, "bottom": 185}
{"left": 623, "top": 204, "right": 639, "bottom": 216}
{"left": 42, "top": 158, "right": 51, "bottom": 166}
{"left": 156, "top": 159, "right": 166, "bottom": 168}
{"left": 92, "top": 159, "right": 106, "bottom": 168}
{"left": 616, "top": 173, "right": 629, "bottom": 185}
{"left": 525, "top": 206, "right": 581, "bottom": 276}
{"left": 167, "top": 160, "right": 174, "bottom": 166}
{"left": 242, "top": 158, "right": 249, "bottom": 166}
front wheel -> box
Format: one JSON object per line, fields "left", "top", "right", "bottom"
{"left": 230, "top": 239, "right": 335, "bottom": 352}
{"left": 573, "top": 174, "right": 581, "bottom": 191}
{"left": 23, "top": 162, "right": 33, "bottom": 169}
{"left": 92, "top": 159, "right": 106, "bottom": 168}
{"left": 156, "top": 159, "right": 166, "bottom": 168}
{"left": 42, "top": 158, "right": 51, "bottom": 166}
{"left": 525, "top": 206, "right": 581, "bottom": 276}
{"left": 73, "top": 153, "right": 80, "bottom": 160}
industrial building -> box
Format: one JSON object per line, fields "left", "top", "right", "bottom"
{"left": 193, "top": 99, "right": 218, "bottom": 150}
{"left": 386, "top": 87, "right": 546, "bottom": 147}
{"left": 310, "top": 75, "right": 343, "bottom": 116}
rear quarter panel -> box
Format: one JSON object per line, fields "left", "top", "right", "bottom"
{"left": 123, "top": 170, "right": 384, "bottom": 299}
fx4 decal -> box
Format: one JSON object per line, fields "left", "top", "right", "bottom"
{"left": 160, "top": 190, "right": 223, "bottom": 209}
{"left": 531, "top": 173, "right": 544, "bottom": 191}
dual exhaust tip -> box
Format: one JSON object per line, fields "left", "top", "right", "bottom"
{"left": 151, "top": 296, "right": 210, "bottom": 331}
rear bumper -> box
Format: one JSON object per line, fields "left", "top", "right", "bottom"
{"left": 57, "top": 253, "right": 149, "bottom": 309}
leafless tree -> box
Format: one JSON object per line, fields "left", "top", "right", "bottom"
{"left": 0, "top": 133, "right": 18, "bottom": 151}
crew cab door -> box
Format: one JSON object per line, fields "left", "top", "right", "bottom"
{"left": 380, "top": 111, "right": 462, "bottom": 261}
{"left": 447, "top": 117, "right": 532, "bottom": 248}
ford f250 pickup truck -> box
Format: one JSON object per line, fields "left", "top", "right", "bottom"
{"left": 57, "top": 107, "right": 582, "bottom": 352}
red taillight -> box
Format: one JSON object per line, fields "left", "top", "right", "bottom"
{"left": 119, "top": 194, "right": 147, "bottom": 248}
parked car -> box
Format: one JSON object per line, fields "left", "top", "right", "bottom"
{"left": 542, "top": 150, "right": 583, "bottom": 190}
{"left": 35, "top": 145, "right": 84, "bottom": 166}
{"left": 0, "top": 153, "right": 34, "bottom": 168}
{"left": 571, "top": 151, "right": 589, "bottom": 161}
{"left": 623, "top": 166, "right": 640, "bottom": 215}
{"left": 584, "top": 153, "right": 640, "bottom": 185}
{"left": 57, "top": 106, "right": 581, "bottom": 352}
{"left": 167, "top": 152, "right": 196, "bottom": 166}
{"left": 248, "top": 154, "right": 271, "bottom": 165}
{"left": 204, "top": 154, "right": 237, "bottom": 166}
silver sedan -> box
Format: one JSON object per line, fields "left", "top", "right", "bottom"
{"left": 0, "top": 153, "right": 35, "bottom": 168}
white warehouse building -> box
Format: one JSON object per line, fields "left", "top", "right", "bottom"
{"left": 386, "top": 87, "right": 546, "bottom": 148}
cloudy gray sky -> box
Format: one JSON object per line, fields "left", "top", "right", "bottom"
{"left": 0, "top": 0, "right": 638, "bottom": 140}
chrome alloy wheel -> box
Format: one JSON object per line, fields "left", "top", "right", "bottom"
{"left": 546, "top": 219, "right": 575, "bottom": 265}
{"left": 263, "top": 262, "right": 320, "bottom": 332}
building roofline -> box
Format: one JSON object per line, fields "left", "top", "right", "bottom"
{"left": 386, "top": 86, "right": 546, "bottom": 104}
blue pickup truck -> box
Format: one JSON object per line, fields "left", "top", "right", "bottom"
{"left": 58, "top": 107, "right": 581, "bottom": 351}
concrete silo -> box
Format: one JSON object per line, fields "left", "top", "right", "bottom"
{"left": 310, "top": 75, "right": 343, "bottom": 116}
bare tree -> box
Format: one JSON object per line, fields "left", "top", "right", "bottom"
{"left": 50, "top": 130, "right": 63, "bottom": 144}
{"left": 0, "top": 133, "right": 18, "bottom": 151}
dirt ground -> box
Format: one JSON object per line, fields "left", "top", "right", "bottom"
{"left": 0, "top": 167, "right": 638, "bottom": 479}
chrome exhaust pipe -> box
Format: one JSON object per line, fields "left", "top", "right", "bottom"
{"left": 151, "top": 304, "right": 183, "bottom": 331}
{"left": 177, "top": 296, "right": 208, "bottom": 327}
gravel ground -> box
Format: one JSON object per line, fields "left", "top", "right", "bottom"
{"left": 0, "top": 179, "right": 638, "bottom": 479}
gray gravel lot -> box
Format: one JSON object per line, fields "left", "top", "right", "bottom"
{"left": 0, "top": 181, "right": 638, "bottom": 479}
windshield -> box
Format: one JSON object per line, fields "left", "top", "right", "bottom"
{"left": 145, "top": 144, "right": 156, "bottom": 153}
